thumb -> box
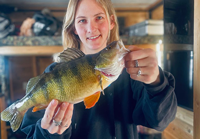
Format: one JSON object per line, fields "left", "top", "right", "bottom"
{"left": 126, "top": 45, "right": 143, "bottom": 51}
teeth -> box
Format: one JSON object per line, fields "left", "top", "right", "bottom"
{"left": 89, "top": 35, "right": 99, "bottom": 39}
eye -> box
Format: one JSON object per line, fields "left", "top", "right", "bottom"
{"left": 79, "top": 19, "right": 86, "bottom": 23}
{"left": 96, "top": 16, "right": 103, "bottom": 20}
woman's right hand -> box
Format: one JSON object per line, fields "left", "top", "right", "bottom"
{"left": 41, "top": 99, "right": 74, "bottom": 134}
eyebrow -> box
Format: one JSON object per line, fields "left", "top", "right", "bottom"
{"left": 76, "top": 12, "right": 105, "bottom": 19}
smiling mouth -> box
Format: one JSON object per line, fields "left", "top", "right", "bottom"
{"left": 87, "top": 35, "right": 101, "bottom": 40}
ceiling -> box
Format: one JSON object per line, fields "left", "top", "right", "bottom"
{"left": 0, "top": 0, "right": 162, "bottom": 10}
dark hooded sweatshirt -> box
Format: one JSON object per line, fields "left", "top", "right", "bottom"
{"left": 21, "top": 63, "right": 177, "bottom": 139}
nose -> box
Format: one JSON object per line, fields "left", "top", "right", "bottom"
{"left": 87, "top": 20, "right": 97, "bottom": 33}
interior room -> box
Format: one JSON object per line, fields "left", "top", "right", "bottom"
{"left": 0, "top": 0, "right": 200, "bottom": 139}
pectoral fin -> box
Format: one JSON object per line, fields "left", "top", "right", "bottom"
{"left": 98, "top": 74, "right": 105, "bottom": 95}
{"left": 84, "top": 91, "right": 101, "bottom": 109}
{"left": 32, "top": 104, "right": 48, "bottom": 112}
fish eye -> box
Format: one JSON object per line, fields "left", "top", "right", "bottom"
{"left": 106, "top": 46, "right": 112, "bottom": 50}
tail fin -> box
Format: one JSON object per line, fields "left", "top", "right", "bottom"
{"left": 1, "top": 103, "right": 26, "bottom": 132}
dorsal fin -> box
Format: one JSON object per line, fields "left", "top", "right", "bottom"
{"left": 26, "top": 74, "right": 44, "bottom": 94}
{"left": 58, "top": 48, "right": 85, "bottom": 63}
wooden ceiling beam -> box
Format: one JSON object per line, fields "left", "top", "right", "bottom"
{"left": 1, "top": 0, "right": 163, "bottom": 12}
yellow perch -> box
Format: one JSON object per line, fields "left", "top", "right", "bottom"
{"left": 1, "top": 40, "right": 129, "bottom": 132}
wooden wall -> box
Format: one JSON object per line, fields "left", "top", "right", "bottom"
{"left": 116, "top": 11, "right": 149, "bottom": 27}
{"left": 0, "top": 97, "right": 7, "bottom": 139}
{"left": 193, "top": 0, "right": 200, "bottom": 138}
{"left": 151, "top": 5, "right": 163, "bottom": 20}
{"left": 8, "top": 11, "right": 66, "bottom": 26}
{"left": 7, "top": 5, "right": 163, "bottom": 29}
{"left": 7, "top": 56, "right": 54, "bottom": 102}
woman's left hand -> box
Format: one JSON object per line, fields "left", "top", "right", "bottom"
{"left": 125, "top": 45, "right": 160, "bottom": 85}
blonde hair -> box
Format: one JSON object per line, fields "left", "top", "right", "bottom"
{"left": 62, "top": 0, "right": 119, "bottom": 49}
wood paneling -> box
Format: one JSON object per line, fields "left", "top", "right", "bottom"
{"left": 8, "top": 56, "right": 54, "bottom": 102}
{"left": 147, "top": 0, "right": 162, "bottom": 10}
{"left": 193, "top": 0, "right": 200, "bottom": 138}
{"left": 0, "top": 46, "right": 63, "bottom": 56}
{"left": 8, "top": 56, "right": 35, "bottom": 101}
{"left": 176, "top": 107, "right": 193, "bottom": 126}
{"left": 8, "top": 11, "right": 66, "bottom": 24}
{"left": 8, "top": 10, "right": 150, "bottom": 28}
{"left": 1, "top": 0, "right": 161, "bottom": 9}
{"left": 36, "top": 56, "right": 54, "bottom": 75}
{"left": 8, "top": 12, "right": 35, "bottom": 24}
{"left": 151, "top": 5, "right": 163, "bottom": 19}
{"left": 163, "top": 118, "right": 193, "bottom": 139}
{"left": 0, "top": 97, "right": 7, "bottom": 139}
{"left": 162, "top": 107, "right": 193, "bottom": 139}
{"left": 163, "top": 130, "right": 178, "bottom": 139}
{"left": 116, "top": 11, "right": 149, "bottom": 27}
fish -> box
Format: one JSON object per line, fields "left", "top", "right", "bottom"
{"left": 0, "top": 40, "right": 129, "bottom": 132}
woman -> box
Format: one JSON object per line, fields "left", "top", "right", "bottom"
{"left": 21, "top": 0, "right": 177, "bottom": 138}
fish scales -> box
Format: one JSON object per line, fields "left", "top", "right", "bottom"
{"left": 29, "top": 56, "right": 100, "bottom": 104}
{"left": 1, "top": 40, "right": 129, "bottom": 132}
{"left": 58, "top": 57, "right": 101, "bottom": 103}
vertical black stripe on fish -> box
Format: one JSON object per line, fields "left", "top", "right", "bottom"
{"left": 53, "top": 70, "right": 66, "bottom": 99}
{"left": 30, "top": 93, "right": 38, "bottom": 104}
{"left": 69, "top": 60, "right": 83, "bottom": 82}
{"left": 85, "top": 55, "right": 96, "bottom": 72}
{"left": 42, "top": 84, "right": 49, "bottom": 101}
{"left": 34, "top": 77, "right": 49, "bottom": 102}
{"left": 30, "top": 77, "right": 46, "bottom": 99}
{"left": 40, "top": 75, "right": 52, "bottom": 101}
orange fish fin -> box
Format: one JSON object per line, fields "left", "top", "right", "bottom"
{"left": 84, "top": 91, "right": 101, "bottom": 109}
{"left": 32, "top": 105, "right": 48, "bottom": 112}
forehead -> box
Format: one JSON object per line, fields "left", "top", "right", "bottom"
{"left": 75, "top": 0, "right": 106, "bottom": 17}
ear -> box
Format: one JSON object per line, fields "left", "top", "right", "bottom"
{"left": 109, "top": 15, "right": 115, "bottom": 30}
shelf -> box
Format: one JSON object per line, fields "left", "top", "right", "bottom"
{"left": 121, "top": 35, "right": 163, "bottom": 45}
{"left": 164, "top": 43, "right": 193, "bottom": 51}
{"left": 164, "top": 35, "right": 193, "bottom": 44}
{"left": 0, "top": 46, "right": 63, "bottom": 56}
{"left": 0, "top": 36, "right": 63, "bottom": 56}
{"left": 0, "top": 36, "right": 163, "bottom": 55}
{"left": 0, "top": 36, "right": 62, "bottom": 46}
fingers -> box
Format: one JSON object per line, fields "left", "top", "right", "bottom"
{"left": 125, "top": 48, "right": 156, "bottom": 61}
{"left": 53, "top": 103, "right": 69, "bottom": 125}
{"left": 126, "top": 67, "right": 157, "bottom": 76}
{"left": 57, "top": 104, "right": 74, "bottom": 134}
{"left": 41, "top": 100, "right": 74, "bottom": 135}
{"left": 41, "top": 99, "right": 58, "bottom": 129}
{"left": 48, "top": 102, "right": 69, "bottom": 134}
{"left": 125, "top": 47, "right": 160, "bottom": 84}
{"left": 61, "top": 104, "right": 73, "bottom": 128}
{"left": 126, "top": 45, "right": 143, "bottom": 51}
{"left": 125, "top": 57, "right": 158, "bottom": 68}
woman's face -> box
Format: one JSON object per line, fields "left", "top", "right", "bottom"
{"left": 74, "top": 0, "right": 114, "bottom": 54}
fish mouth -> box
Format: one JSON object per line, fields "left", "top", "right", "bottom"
{"left": 95, "top": 40, "right": 129, "bottom": 78}
{"left": 101, "top": 71, "right": 115, "bottom": 77}
{"left": 97, "top": 58, "right": 125, "bottom": 79}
